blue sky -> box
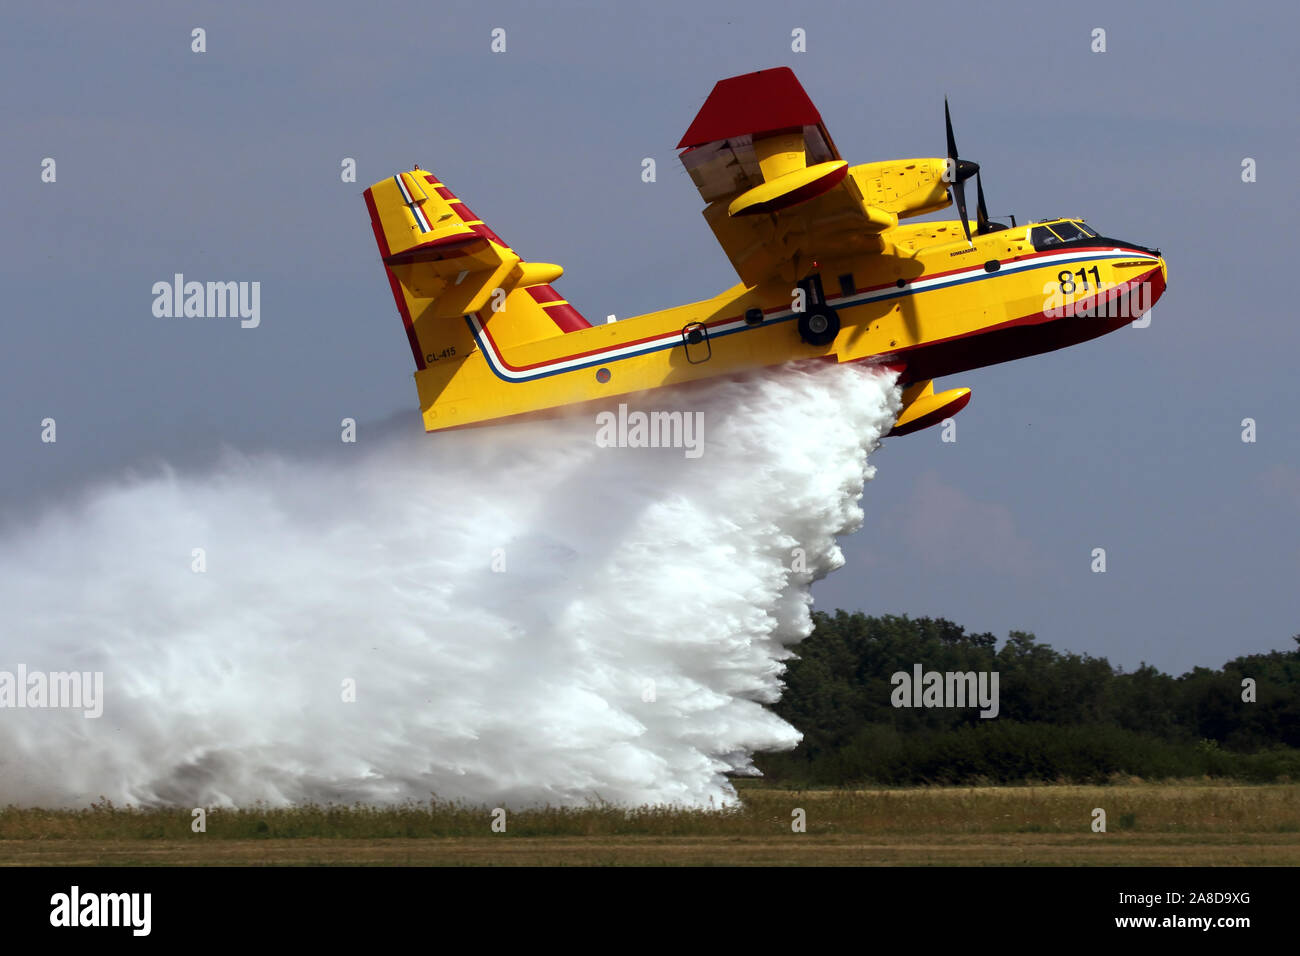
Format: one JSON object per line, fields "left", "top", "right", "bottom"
{"left": 2, "top": 0, "right": 1296, "bottom": 673}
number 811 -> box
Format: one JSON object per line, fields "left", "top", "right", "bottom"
{"left": 1058, "top": 267, "right": 1101, "bottom": 294}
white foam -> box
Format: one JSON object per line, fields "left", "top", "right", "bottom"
{"left": 0, "top": 363, "right": 897, "bottom": 808}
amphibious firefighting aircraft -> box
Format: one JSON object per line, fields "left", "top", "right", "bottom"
{"left": 363, "top": 67, "right": 1166, "bottom": 436}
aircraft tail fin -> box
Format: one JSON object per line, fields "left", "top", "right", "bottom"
{"left": 363, "top": 168, "right": 591, "bottom": 369}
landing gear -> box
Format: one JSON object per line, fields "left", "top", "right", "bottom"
{"left": 796, "top": 276, "right": 840, "bottom": 346}
{"left": 798, "top": 307, "right": 840, "bottom": 346}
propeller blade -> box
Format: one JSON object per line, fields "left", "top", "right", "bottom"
{"left": 944, "top": 98, "right": 959, "bottom": 163}
{"left": 975, "top": 170, "right": 990, "bottom": 234}
{"left": 944, "top": 99, "right": 978, "bottom": 243}
{"left": 953, "top": 180, "right": 971, "bottom": 244}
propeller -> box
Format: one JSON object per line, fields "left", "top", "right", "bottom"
{"left": 975, "top": 172, "right": 990, "bottom": 232}
{"left": 944, "top": 99, "right": 996, "bottom": 242}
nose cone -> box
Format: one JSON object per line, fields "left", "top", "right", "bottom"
{"left": 1135, "top": 254, "right": 1167, "bottom": 328}
{"left": 1149, "top": 253, "right": 1168, "bottom": 309}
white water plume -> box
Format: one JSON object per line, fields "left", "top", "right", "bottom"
{"left": 0, "top": 363, "right": 897, "bottom": 808}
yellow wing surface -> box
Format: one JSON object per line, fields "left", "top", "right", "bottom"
{"left": 677, "top": 67, "right": 952, "bottom": 287}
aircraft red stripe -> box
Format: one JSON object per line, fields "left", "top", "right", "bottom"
{"left": 525, "top": 285, "right": 592, "bottom": 331}
{"left": 383, "top": 266, "right": 425, "bottom": 370}
{"left": 527, "top": 286, "right": 565, "bottom": 304}
{"left": 543, "top": 303, "right": 592, "bottom": 333}
{"left": 479, "top": 265, "right": 1162, "bottom": 376}
{"left": 362, "top": 188, "right": 391, "bottom": 260}
{"left": 366, "top": 186, "right": 426, "bottom": 369}
{"left": 478, "top": 317, "right": 678, "bottom": 371}
{"left": 462, "top": 270, "right": 1163, "bottom": 427}
{"left": 464, "top": 267, "right": 1157, "bottom": 427}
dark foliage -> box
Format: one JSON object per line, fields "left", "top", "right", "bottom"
{"left": 755, "top": 612, "right": 1300, "bottom": 784}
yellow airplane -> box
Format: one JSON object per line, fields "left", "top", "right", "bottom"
{"left": 363, "top": 67, "right": 1166, "bottom": 437}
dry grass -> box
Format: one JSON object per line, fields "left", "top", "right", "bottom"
{"left": 4, "top": 833, "right": 1299, "bottom": 866}
{"left": 1, "top": 782, "right": 1296, "bottom": 865}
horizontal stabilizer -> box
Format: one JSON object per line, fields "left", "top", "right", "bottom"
{"left": 364, "top": 167, "right": 591, "bottom": 372}
{"left": 366, "top": 170, "right": 568, "bottom": 318}
{"left": 369, "top": 172, "right": 477, "bottom": 261}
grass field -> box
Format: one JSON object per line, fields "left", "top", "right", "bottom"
{"left": 2, "top": 781, "right": 1297, "bottom": 865}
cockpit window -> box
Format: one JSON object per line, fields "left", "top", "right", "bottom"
{"left": 1029, "top": 225, "right": 1063, "bottom": 248}
{"left": 1029, "top": 220, "right": 1098, "bottom": 250}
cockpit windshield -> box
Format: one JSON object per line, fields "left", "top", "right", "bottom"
{"left": 1029, "top": 220, "right": 1098, "bottom": 250}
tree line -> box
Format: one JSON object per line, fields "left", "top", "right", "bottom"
{"left": 753, "top": 611, "right": 1300, "bottom": 785}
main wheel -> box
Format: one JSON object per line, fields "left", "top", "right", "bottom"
{"left": 797, "top": 306, "right": 840, "bottom": 346}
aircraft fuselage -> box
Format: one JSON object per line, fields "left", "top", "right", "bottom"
{"left": 410, "top": 219, "right": 1166, "bottom": 431}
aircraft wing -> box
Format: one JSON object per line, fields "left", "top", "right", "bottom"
{"left": 678, "top": 67, "right": 902, "bottom": 288}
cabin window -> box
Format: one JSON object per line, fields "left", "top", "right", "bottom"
{"left": 838, "top": 273, "right": 855, "bottom": 297}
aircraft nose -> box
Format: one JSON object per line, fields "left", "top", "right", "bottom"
{"left": 1158, "top": 255, "right": 1167, "bottom": 284}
